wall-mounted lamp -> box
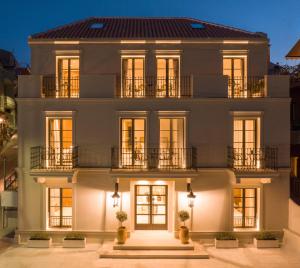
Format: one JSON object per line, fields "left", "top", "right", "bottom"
{"left": 112, "top": 179, "right": 120, "bottom": 208}
{"left": 187, "top": 180, "right": 196, "bottom": 208}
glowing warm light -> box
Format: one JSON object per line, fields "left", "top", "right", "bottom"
{"left": 223, "top": 40, "right": 249, "bottom": 44}
{"left": 136, "top": 180, "right": 150, "bottom": 185}
{"left": 120, "top": 40, "right": 146, "bottom": 44}
{"left": 260, "top": 178, "right": 271, "bottom": 184}
{"left": 36, "top": 177, "right": 46, "bottom": 184}
{"left": 155, "top": 40, "right": 181, "bottom": 44}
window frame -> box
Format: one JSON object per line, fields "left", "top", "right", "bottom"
{"left": 48, "top": 188, "right": 72, "bottom": 228}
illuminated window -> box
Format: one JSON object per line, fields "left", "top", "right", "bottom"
{"left": 233, "top": 118, "right": 260, "bottom": 168}
{"left": 48, "top": 188, "right": 72, "bottom": 228}
{"left": 120, "top": 118, "right": 145, "bottom": 167}
{"left": 223, "top": 57, "right": 246, "bottom": 98}
{"left": 56, "top": 57, "right": 79, "bottom": 98}
{"left": 159, "top": 118, "right": 184, "bottom": 168}
{"left": 122, "top": 57, "right": 145, "bottom": 97}
{"left": 233, "top": 188, "right": 257, "bottom": 228}
{"left": 156, "top": 58, "right": 179, "bottom": 97}
{"left": 48, "top": 118, "right": 73, "bottom": 167}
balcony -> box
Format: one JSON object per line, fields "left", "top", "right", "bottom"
{"left": 41, "top": 75, "right": 79, "bottom": 98}
{"left": 228, "top": 76, "right": 265, "bottom": 98}
{"left": 111, "top": 147, "right": 196, "bottom": 170}
{"left": 116, "top": 76, "right": 192, "bottom": 98}
{"left": 227, "top": 146, "right": 278, "bottom": 171}
{"left": 30, "top": 146, "right": 78, "bottom": 170}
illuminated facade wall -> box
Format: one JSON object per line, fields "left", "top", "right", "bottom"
{"left": 17, "top": 30, "right": 290, "bottom": 237}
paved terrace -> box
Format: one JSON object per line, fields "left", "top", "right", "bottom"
{"left": 1, "top": 239, "right": 300, "bottom": 268}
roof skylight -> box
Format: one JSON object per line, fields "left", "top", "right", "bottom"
{"left": 90, "top": 23, "right": 104, "bottom": 29}
{"left": 191, "top": 23, "right": 205, "bottom": 29}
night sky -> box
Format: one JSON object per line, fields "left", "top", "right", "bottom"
{"left": 1, "top": 0, "right": 300, "bottom": 66}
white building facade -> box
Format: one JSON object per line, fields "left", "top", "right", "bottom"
{"left": 17, "top": 17, "right": 290, "bottom": 241}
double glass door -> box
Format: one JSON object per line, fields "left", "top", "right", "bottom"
{"left": 135, "top": 185, "right": 168, "bottom": 230}
{"left": 233, "top": 119, "right": 258, "bottom": 168}
{"left": 233, "top": 188, "right": 257, "bottom": 228}
{"left": 57, "top": 58, "right": 79, "bottom": 98}
{"left": 48, "top": 118, "right": 73, "bottom": 167}
{"left": 223, "top": 57, "right": 246, "bottom": 98}
{"left": 121, "top": 119, "right": 145, "bottom": 167}
{"left": 159, "top": 118, "right": 184, "bottom": 168}
{"left": 156, "top": 58, "right": 179, "bottom": 97}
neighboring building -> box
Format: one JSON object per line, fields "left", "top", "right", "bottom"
{"left": 286, "top": 40, "right": 300, "bottom": 237}
{"left": 0, "top": 49, "right": 27, "bottom": 236}
{"left": 17, "top": 17, "right": 289, "bottom": 241}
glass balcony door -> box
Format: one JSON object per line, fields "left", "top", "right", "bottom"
{"left": 233, "top": 188, "right": 257, "bottom": 228}
{"left": 121, "top": 118, "right": 145, "bottom": 167}
{"left": 135, "top": 185, "right": 168, "bottom": 230}
{"left": 48, "top": 118, "right": 73, "bottom": 167}
{"left": 48, "top": 188, "right": 72, "bottom": 228}
{"left": 57, "top": 58, "right": 79, "bottom": 98}
{"left": 122, "top": 58, "right": 145, "bottom": 97}
{"left": 159, "top": 118, "right": 184, "bottom": 168}
{"left": 156, "top": 58, "right": 179, "bottom": 97}
{"left": 233, "top": 119, "right": 258, "bottom": 168}
{"left": 223, "top": 57, "right": 246, "bottom": 98}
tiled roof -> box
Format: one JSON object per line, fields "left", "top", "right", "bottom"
{"left": 286, "top": 39, "right": 300, "bottom": 59}
{"left": 30, "top": 17, "right": 266, "bottom": 40}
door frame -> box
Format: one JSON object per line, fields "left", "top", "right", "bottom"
{"left": 134, "top": 184, "right": 168, "bottom": 230}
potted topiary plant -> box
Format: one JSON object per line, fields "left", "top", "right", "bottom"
{"left": 178, "top": 210, "right": 190, "bottom": 244}
{"left": 254, "top": 231, "right": 279, "bottom": 248}
{"left": 116, "top": 211, "right": 128, "bottom": 244}
{"left": 63, "top": 232, "right": 86, "bottom": 248}
{"left": 27, "top": 232, "right": 52, "bottom": 248}
{"left": 215, "top": 232, "right": 239, "bottom": 248}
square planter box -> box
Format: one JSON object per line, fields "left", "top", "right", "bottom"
{"left": 28, "top": 238, "right": 52, "bottom": 248}
{"left": 254, "top": 238, "right": 280, "bottom": 248}
{"left": 215, "top": 238, "right": 239, "bottom": 248}
{"left": 63, "top": 238, "right": 86, "bottom": 248}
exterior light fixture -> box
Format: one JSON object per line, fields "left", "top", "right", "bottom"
{"left": 112, "top": 179, "right": 120, "bottom": 208}
{"left": 187, "top": 180, "right": 196, "bottom": 208}
{"left": 187, "top": 190, "right": 196, "bottom": 208}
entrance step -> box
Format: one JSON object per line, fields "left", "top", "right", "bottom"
{"left": 99, "top": 248, "right": 209, "bottom": 259}
{"left": 113, "top": 238, "right": 194, "bottom": 250}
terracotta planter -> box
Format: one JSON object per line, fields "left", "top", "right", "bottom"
{"left": 117, "top": 226, "right": 127, "bottom": 244}
{"left": 179, "top": 226, "right": 189, "bottom": 244}
{"left": 254, "top": 238, "right": 279, "bottom": 248}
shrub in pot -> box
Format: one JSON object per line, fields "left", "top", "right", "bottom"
{"left": 254, "top": 231, "right": 279, "bottom": 248}
{"left": 63, "top": 232, "right": 86, "bottom": 248}
{"left": 178, "top": 210, "right": 190, "bottom": 244}
{"left": 215, "top": 232, "right": 238, "bottom": 248}
{"left": 28, "top": 232, "right": 52, "bottom": 248}
{"left": 116, "top": 211, "right": 128, "bottom": 244}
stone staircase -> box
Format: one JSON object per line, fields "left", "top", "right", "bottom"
{"left": 99, "top": 231, "right": 209, "bottom": 259}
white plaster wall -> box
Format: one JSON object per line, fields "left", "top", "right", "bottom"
{"left": 288, "top": 199, "right": 300, "bottom": 235}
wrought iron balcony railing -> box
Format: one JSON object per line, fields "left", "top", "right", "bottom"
{"left": 42, "top": 75, "right": 79, "bottom": 98}
{"left": 49, "top": 216, "right": 72, "bottom": 228}
{"left": 30, "top": 146, "right": 79, "bottom": 170}
{"left": 116, "top": 76, "right": 192, "bottom": 98}
{"left": 228, "top": 76, "right": 265, "bottom": 98}
{"left": 233, "top": 216, "right": 256, "bottom": 228}
{"left": 111, "top": 147, "right": 197, "bottom": 170}
{"left": 227, "top": 146, "right": 278, "bottom": 171}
